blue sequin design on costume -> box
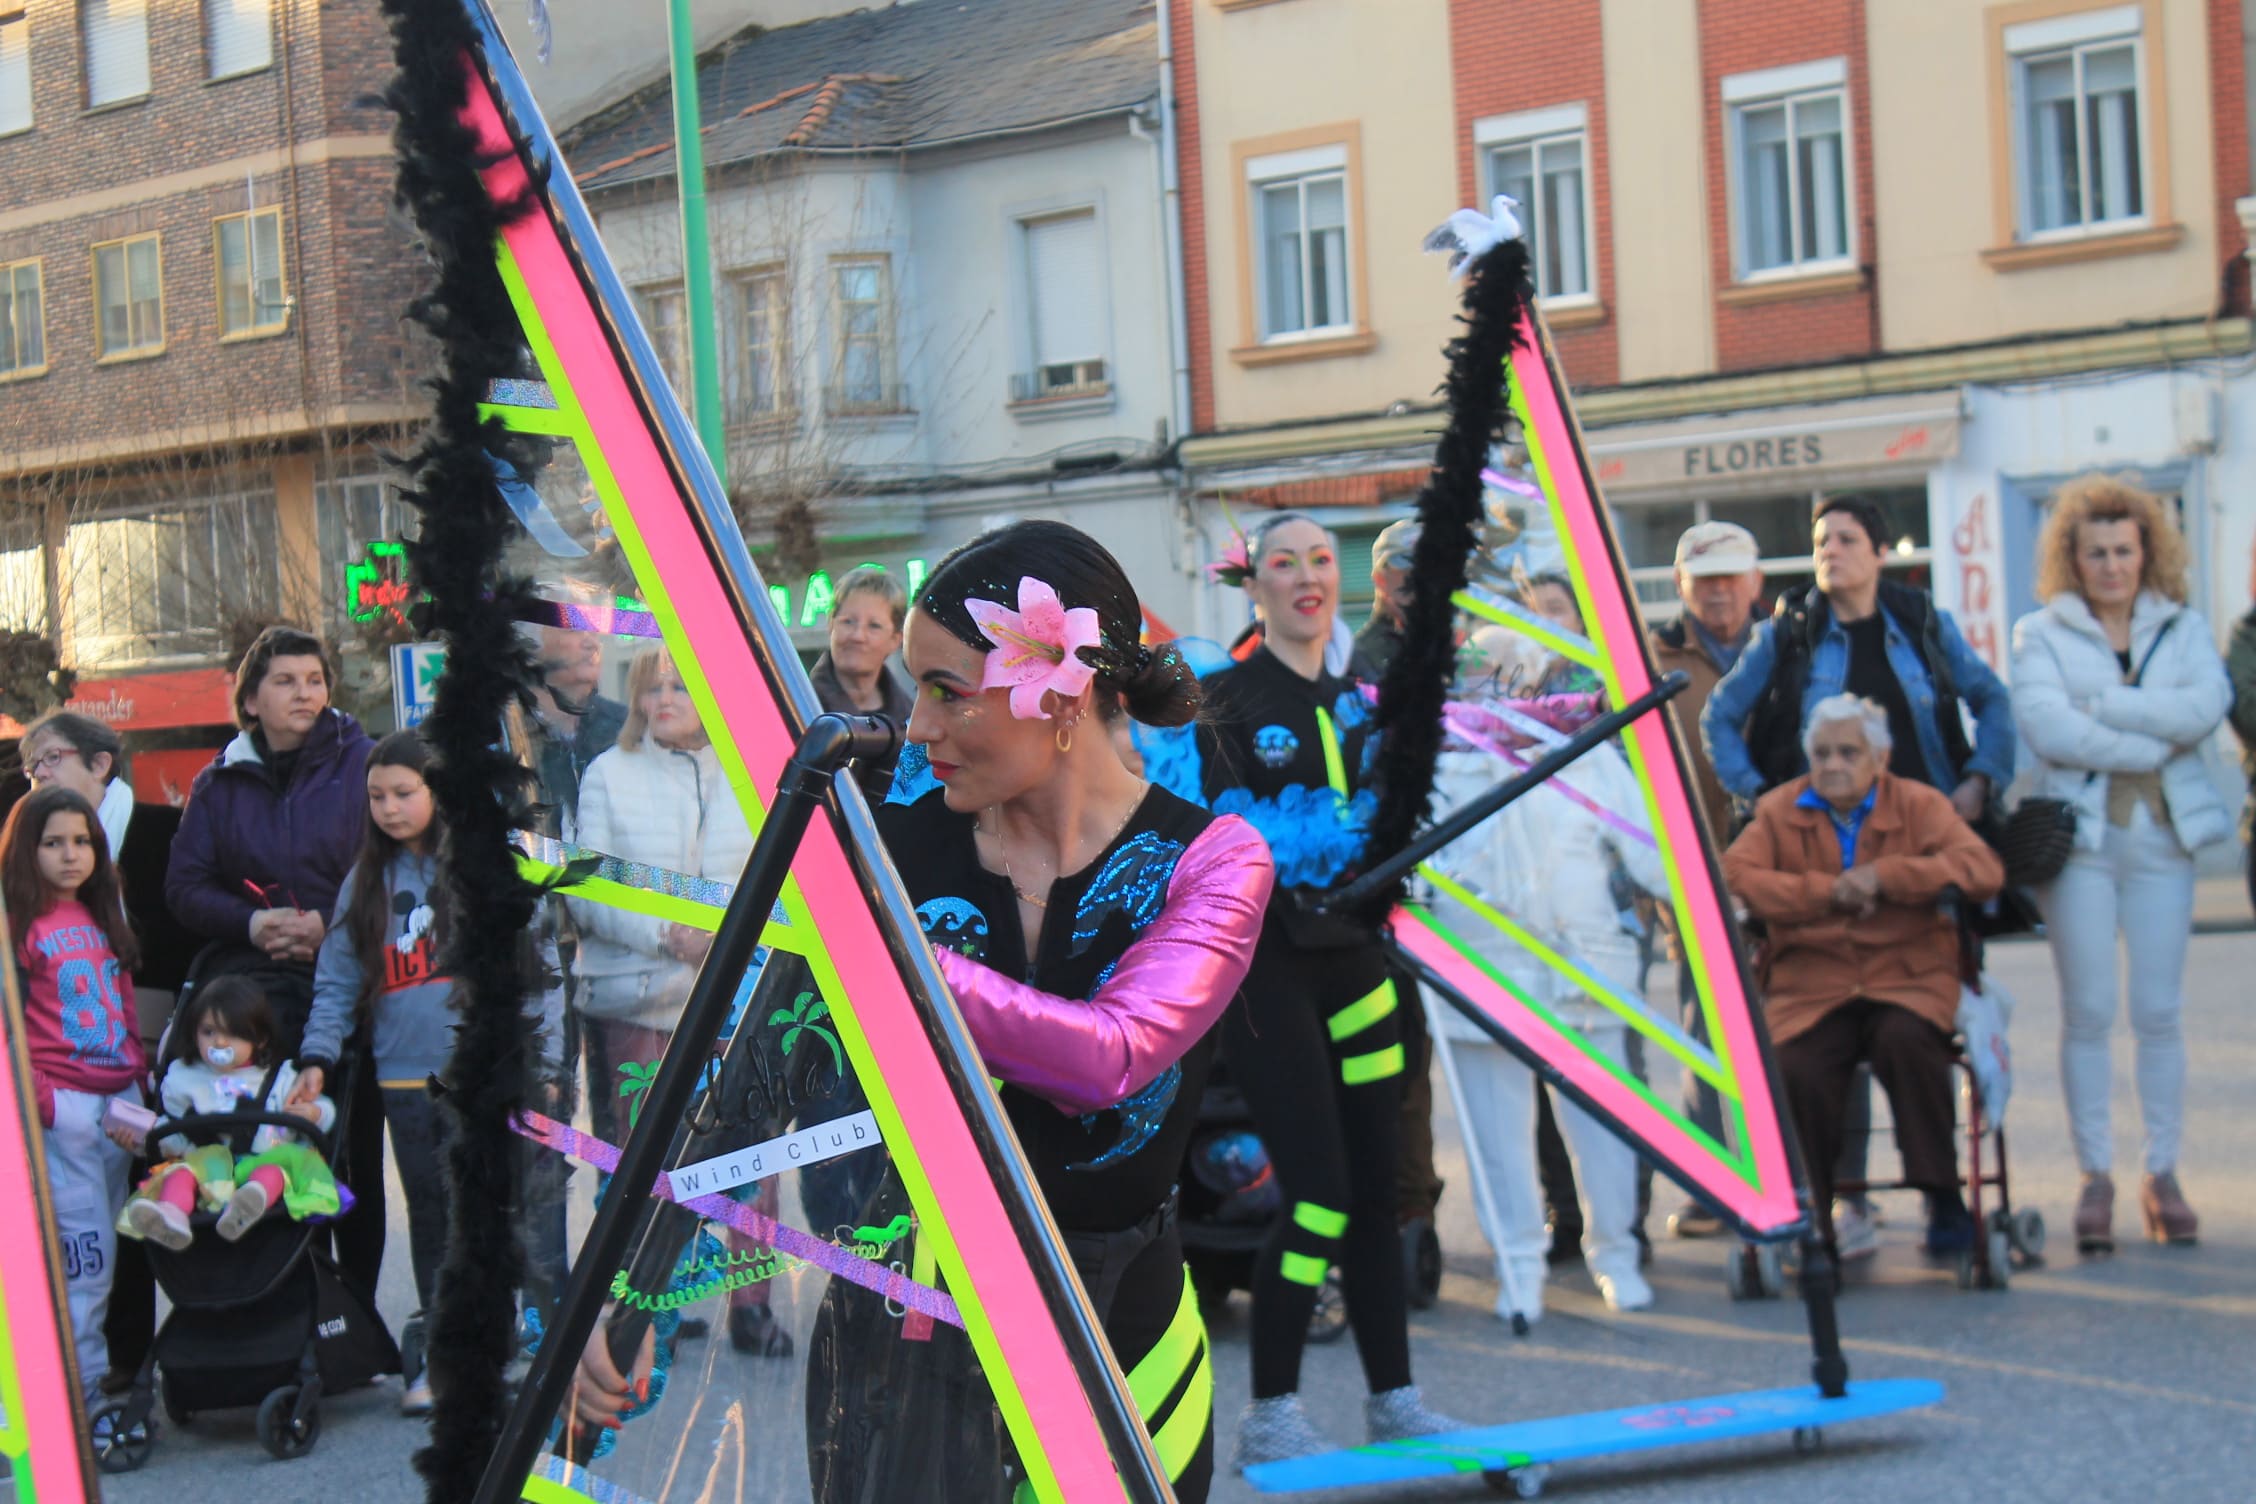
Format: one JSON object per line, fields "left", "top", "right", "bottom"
{"left": 886, "top": 741, "right": 941, "bottom": 804}
{"left": 1069, "top": 833, "right": 1184, "bottom": 957}
{"left": 1253, "top": 725, "right": 1300, "bottom": 768}
{"left": 1072, "top": 1061, "right": 1181, "bottom": 1171}
{"left": 915, "top": 895, "right": 989, "bottom": 960}
{"left": 1330, "top": 688, "right": 1372, "bottom": 732}
{"left": 1212, "top": 783, "right": 1376, "bottom": 889}
{"left": 1065, "top": 836, "right": 1189, "bottom": 1171}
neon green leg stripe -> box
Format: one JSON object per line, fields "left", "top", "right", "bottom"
{"left": 1327, "top": 979, "right": 1398, "bottom": 1043}
{"left": 1313, "top": 707, "right": 1350, "bottom": 797}
{"left": 1280, "top": 1250, "right": 1329, "bottom": 1286}
{"left": 1341, "top": 1042, "right": 1407, "bottom": 1085}
{"left": 1127, "top": 1273, "right": 1206, "bottom": 1415}
{"left": 1127, "top": 1272, "right": 1214, "bottom": 1478}
{"left": 1150, "top": 1341, "right": 1213, "bottom": 1479}
{"left": 1292, "top": 1201, "right": 1349, "bottom": 1240}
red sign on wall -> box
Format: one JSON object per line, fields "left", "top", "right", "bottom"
{"left": 60, "top": 668, "right": 236, "bottom": 733}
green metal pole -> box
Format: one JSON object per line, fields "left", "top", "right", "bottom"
{"left": 668, "top": 0, "right": 727, "bottom": 478}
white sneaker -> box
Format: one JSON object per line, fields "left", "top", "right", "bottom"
{"left": 215, "top": 1179, "right": 271, "bottom": 1242}
{"left": 1594, "top": 1266, "right": 1654, "bottom": 1312}
{"left": 125, "top": 1198, "right": 192, "bottom": 1251}
{"left": 400, "top": 1368, "right": 434, "bottom": 1416}
{"left": 1830, "top": 1198, "right": 1880, "bottom": 1263}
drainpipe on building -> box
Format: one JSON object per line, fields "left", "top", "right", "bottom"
{"left": 1151, "top": 1, "right": 1193, "bottom": 449}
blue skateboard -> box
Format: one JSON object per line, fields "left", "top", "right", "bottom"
{"left": 1243, "top": 1377, "right": 1945, "bottom": 1497}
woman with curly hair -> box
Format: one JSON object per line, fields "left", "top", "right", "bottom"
{"left": 2010, "top": 474, "right": 2231, "bottom": 1252}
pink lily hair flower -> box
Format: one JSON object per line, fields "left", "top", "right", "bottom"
{"left": 964, "top": 576, "right": 1103, "bottom": 720}
{"left": 1205, "top": 536, "right": 1252, "bottom": 588}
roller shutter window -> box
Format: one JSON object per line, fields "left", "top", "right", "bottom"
{"left": 206, "top": 0, "right": 271, "bottom": 80}
{"left": 81, "top": 0, "right": 149, "bottom": 107}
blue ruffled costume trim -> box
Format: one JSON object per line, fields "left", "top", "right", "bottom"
{"left": 1212, "top": 784, "right": 1376, "bottom": 890}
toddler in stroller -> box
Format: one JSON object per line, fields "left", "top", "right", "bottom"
{"left": 119, "top": 975, "right": 338, "bottom": 1249}
{"left": 88, "top": 967, "right": 398, "bottom": 1472}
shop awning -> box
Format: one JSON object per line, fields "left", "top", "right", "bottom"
{"left": 1584, "top": 390, "right": 1963, "bottom": 499}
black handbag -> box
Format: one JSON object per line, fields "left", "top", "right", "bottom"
{"left": 1998, "top": 791, "right": 2082, "bottom": 886}
{"left": 2001, "top": 615, "right": 2177, "bottom": 887}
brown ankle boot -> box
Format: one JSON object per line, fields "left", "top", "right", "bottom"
{"left": 2073, "top": 1174, "right": 2115, "bottom": 1254}
{"left": 2140, "top": 1172, "right": 2198, "bottom": 1245}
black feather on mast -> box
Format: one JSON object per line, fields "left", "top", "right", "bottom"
{"left": 376, "top": 0, "right": 553, "bottom": 1492}
{"left": 1356, "top": 235, "right": 1534, "bottom": 927}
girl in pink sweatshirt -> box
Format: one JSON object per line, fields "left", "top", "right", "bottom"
{"left": 4, "top": 786, "right": 145, "bottom": 1403}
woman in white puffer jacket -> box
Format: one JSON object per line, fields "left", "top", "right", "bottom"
{"left": 1428, "top": 628, "right": 1669, "bottom": 1320}
{"left": 569, "top": 643, "right": 792, "bottom": 1354}
{"left": 2009, "top": 474, "right": 2230, "bottom": 1254}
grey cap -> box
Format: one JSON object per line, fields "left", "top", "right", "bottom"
{"left": 1372, "top": 518, "right": 1423, "bottom": 573}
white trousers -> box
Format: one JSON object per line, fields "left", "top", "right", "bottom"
{"left": 1450, "top": 1027, "right": 1642, "bottom": 1283}
{"left": 46, "top": 1087, "right": 134, "bottom": 1400}
{"left": 2039, "top": 804, "right": 2196, "bottom": 1176}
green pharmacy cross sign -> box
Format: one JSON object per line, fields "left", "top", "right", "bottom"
{"left": 345, "top": 540, "right": 418, "bottom": 626}
{"left": 768, "top": 558, "right": 929, "bottom": 630}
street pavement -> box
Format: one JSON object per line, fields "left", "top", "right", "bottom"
{"left": 98, "top": 926, "right": 2256, "bottom": 1503}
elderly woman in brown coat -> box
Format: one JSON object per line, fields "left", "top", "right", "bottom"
{"left": 1724, "top": 693, "right": 2004, "bottom": 1261}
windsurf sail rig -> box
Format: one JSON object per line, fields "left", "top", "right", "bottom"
{"left": 1389, "top": 308, "right": 1808, "bottom": 1240}
{"left": 384, "top": 2, "right": 1176, "bottom": 1498}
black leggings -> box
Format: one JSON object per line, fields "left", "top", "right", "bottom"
{"left": 1223, "top": 931, "right": 1410, "bottom": 1400}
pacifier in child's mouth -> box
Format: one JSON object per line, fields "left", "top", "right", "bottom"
{"left": 205, "top": 1044, "right": 241, "bottom": 1068}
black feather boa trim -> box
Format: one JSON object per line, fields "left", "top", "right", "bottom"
{"left": 1358, "top": 242, "right": 1532, "bottom": 927}
{"left": 377, "top": 2, "right": 552, "bottom": 1493}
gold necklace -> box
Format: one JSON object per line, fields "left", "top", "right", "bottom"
{"left": 982, "top": 785, "right": 1146, "bottom": 911}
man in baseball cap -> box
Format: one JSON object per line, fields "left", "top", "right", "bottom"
{"left": 1649, "top": 521, "right": 1765, "bottom": 1237}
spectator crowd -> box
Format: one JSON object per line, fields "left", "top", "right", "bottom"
{"left": 11, "top": 471, "right": 2249, "bottom": 1448}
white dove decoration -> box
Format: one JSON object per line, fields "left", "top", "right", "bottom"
{"left": 1422, "top": 194, "right": 1525, "bottom": 278}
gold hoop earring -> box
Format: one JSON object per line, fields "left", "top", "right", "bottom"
{"left": 1056, "top": 719, "right": 1075, "bottom": 753}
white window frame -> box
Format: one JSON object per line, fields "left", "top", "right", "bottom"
{"left": 65, "top": 487, "right": 282, "bottom": 667}
{"left": 1475, "top": 104, "right": 1597, "bottom": 308}
{"left": 204, "top": 0, "right": 272, "bottom": 81}
{"left": 725, "top": 264, "right": 790, "bottom": 425}
{"left": 0, "top": 258, "right": 44, "bottom": 378}
{"left": 631, "top": 281, "right": 689, "bottom": 399}
{"left": 1013, "top": 203, "right": 1111, "bottom": 402}
{"left": 2004, "top": 6, "right": 2148, "bottom": 241}
{"left": 80, "top": 0, "right": 149, "bottom": 109}
{"left": 91, "top": 232, "right": 162, "bottom": 359}
{"left": 214, "top": 206, "right": 289, "bottom": 338}
{"left": 1247, "top": 143, "right": 1354, "bottom": 343}
{"left": 1724, "top": 59, "right": 1855, "bottom": 282}
{"left": 0, "top": 9, "right": 32, "bottom": 137}
{"left": 828, "top": 254, "right": 898, "bottom": 413}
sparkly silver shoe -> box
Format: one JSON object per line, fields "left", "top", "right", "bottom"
{"left": 1232, "top": 1393, "right": 1333, "bottom": 1470}
{"left": 1365, "top": 1384, "right": 1461, "bottom": 1443}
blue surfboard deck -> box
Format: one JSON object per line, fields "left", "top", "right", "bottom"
{"left": 1243, "top": 1377, "right": 1945, "bottom": 1493}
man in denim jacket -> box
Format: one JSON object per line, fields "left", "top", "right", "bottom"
{"left": 1702, "top": 497, "right": 2015, "bottom": 828}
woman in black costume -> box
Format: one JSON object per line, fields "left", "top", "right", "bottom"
{"left": 1155, "top": 512, "right": 1460, "bottom": 1469}
{"left": 575, "top": 521, "right": 1272, "bottom": 1503}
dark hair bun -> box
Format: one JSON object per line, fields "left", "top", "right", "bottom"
{"left": 1116, "top": 642, "right": 1200, "bottom": 728}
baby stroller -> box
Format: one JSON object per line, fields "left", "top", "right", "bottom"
{"left": 88, "top": 954, "right": 400, "bottom": 1472}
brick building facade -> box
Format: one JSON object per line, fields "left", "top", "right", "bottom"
{"left": 0, "top": 0, "right": 424, "bottom": 783}
{"left": 1172, "top": 0, "right": 2256, "bottom": 653}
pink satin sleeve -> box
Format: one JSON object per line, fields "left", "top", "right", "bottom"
{"left": 932, "top": 815, "right": 1275, "bottom": 1114}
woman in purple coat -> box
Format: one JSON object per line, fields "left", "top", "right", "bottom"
{"left": 165, "top": 626, "right": 382, "bottom": 1291}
